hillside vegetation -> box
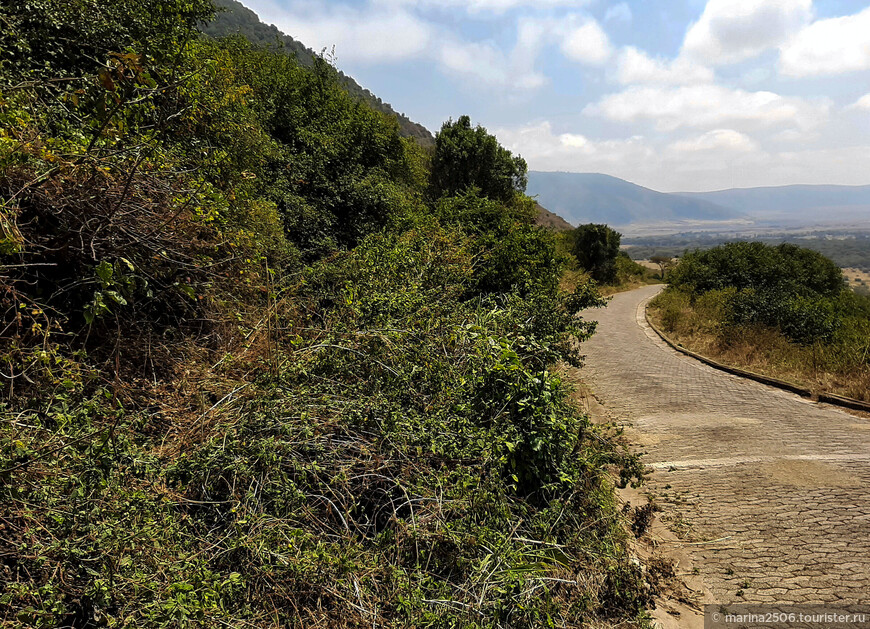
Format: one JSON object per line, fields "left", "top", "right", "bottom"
{"left": 625, "top": 231, "right": 870, "bottom": 273}
{"left": 649, "top": 243, "right": 870, "bottom": 401}
{"left": 535, "top": 203, "right": 573, "bottom": 231}
{"left": 0, "top": 1, "right": 652, "bottom": 627}
{"left": 203, "top": 0, "right": 435, "bottom": 146}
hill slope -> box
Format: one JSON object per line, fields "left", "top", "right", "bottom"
{"left": 535, "top": 203, "right": 573, "bottom": 230}
{"left": 678, "top": 184, "right": 870, "bottom": 223}
{"left": 527, "top": 172, "right": 740, "bottom": 227}
{"left": 203, "top": 0, "right": 434, "bottom": 146}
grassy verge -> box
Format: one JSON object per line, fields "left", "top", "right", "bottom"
{"left": 648, "top": 289, "right": 870, "bottom": 402}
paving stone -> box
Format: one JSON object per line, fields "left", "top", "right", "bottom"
{"left": 579, "top": 286, "right": 870, "bottom": 606}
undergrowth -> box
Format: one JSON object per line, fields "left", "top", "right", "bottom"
{"left": 0, "top": 1, "right": 654, "bottom": 626}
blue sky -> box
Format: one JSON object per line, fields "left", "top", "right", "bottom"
{"left": 238, "top": 0, "right": 870, "bottom": 192}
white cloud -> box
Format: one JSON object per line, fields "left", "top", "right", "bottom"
{"left": 251, "top": 2, "right": 432, "bottom": 64}
{"left": 376, "top": 0, "right": 593, "bottom": 13}
{"left": 460, "top": 0, "right": 591, "bottom": 12}
{"left": 668, "top": 129, "right": 760, "bottom": 153}
{"left": 846, "top": 94, "right": 870, "bottom": 112}
{"left": 683, "top": 0, "right": 813, "bottom": 65}
{"left": 615, "top": 47, "right": 714, "bottom": 85}
{"left": 586, "top": 85, "right": 829, "bottom": 131}
{"left": 779, "top": 7, "right": 870, "bottom": 77}
{"left": 560, "top": 19, "right": 613, "bottom": 65}
{"left": 495, "top": 121, "right": 870, "bottom": 191}
{"left": 438, "top": 39, "right": 546, "bottom": 89}
{"left": 604, "top": 3, "right": 632, "bottom": 23}
{"left": 493, "top": 121, "right": 654, "bottom": 171}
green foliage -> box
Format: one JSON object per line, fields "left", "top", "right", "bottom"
{"left": 212, "top": 38, "right": 419, "bottom": 259}
{"left": 0, "top": 0, "right": 215, "bottom": 79}
{"left": 653, "top": 241, "right": 870, "bottom": 400}
{"left": 430, "top": 115, "right": 528, "bottom": 203}
{"left": 203, "top": 0, "right": 435, "bottom": 145}
{"left": 434, "top": 191, "right": 560, "bottom": 295}
{"left": 670, "top": 242, "right": 843, "bottom": 298}
{"left": 0, "top": 1, "right": 652, "bottom": 626}
{"left": 572, "top": 223, "right": 622, "bottom": 284}
{"left": 669, "top": 242, "right": 846, "bottom": 343}
{"left": 615, "top": 252, "right": 656, "bottom": 286}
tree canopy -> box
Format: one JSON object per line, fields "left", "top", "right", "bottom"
{"left": 572, "top": 223, "right": 622, "bottom": 284}
{"left": 430, "top": 115, "right": 528, "bottom": 203}
{"left": 669, "top": 242, "right": 847, "bottom": 343}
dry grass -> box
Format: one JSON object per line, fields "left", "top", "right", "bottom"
{"left": 648, "top": 295, "right": 870, "bottom": 401}
{"left": 845, "top": 268, "right": 870, "bottom": 295}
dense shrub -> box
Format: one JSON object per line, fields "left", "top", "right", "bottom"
{"left": 651, "top": 241, "right": 870, "bottom": 400}
{"left": 670, "top": 242, "right": 843, "bottom": 297}
{"left": 669, "top": 242, "right": 846, "bottom": 343}
{"left": 0, "top": 1, "right": 652, "bottom": 626}
{"left": 572, "top": 223, "right": 622, "bottom": 284}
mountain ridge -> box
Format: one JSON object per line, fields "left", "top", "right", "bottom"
{"left": 202, "top": 0, "right": 434, "bottom": 146}
{"left": 676, "top": 184, "right": 870, "bottom": 221}
{"left": 526, "top": 171, "right": 740, "bottom": 227}
{"left": 528, "top": 171, "right": 870, "bottom": 228}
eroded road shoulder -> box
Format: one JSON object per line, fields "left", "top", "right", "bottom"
{"left": 580, "top": 285, "right": 870, "bottom": 606}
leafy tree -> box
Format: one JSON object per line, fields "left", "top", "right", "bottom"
{"left": 572, "top": 223, "right": 622, "bottom": 284}
{"left": 430, "top": 115, "right": 527, "bottom": 203}
{"left": 0, "top": 0, "right": 215, "bottom": 79}
{"left": 650, "top": 255, "right": 675, "bottom": 280}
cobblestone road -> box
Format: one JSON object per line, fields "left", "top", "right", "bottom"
{"left": 580, "top": 285, "right": 870, "bottom": 606}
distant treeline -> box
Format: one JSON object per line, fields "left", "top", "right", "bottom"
{"left": 625, "top": 231, "right": 870, "bottom": 271}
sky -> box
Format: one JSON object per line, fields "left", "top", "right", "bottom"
{"left": 236, "top": 0, "right": 870, "bottom": 192}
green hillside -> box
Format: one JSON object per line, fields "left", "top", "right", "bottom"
{"left": 0, "top": 1, "right": 651, "bottom": 626}
{"left": 203, "top": 0, "right": 434, "bottom": 146}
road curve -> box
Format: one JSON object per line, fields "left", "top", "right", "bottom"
{"left": 581, "top": 285, "right": 870, "bottom": 605}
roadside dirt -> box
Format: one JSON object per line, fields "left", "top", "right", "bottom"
{"left": 567, "top": 375, "right": 709, "bottom": 629}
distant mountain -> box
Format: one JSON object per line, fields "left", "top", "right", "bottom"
{"left": 534, "top": 203, "right": 573, "bottom": 231}
{"left": 202, "top": 0, "right": 434, "bottom": 146}
{"left": 526, "top": 172, "right": 741, "bottom": 227}
{"left": 677, "top": 185, "right": 870, "bottom": 223}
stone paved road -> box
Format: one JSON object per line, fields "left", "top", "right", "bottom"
{"left": 581, "top": 285, "right": 870, "bottom": 606}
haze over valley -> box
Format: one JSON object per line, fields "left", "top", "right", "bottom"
{"left": 527, "top": 171, "right": 870, "bottom": 234}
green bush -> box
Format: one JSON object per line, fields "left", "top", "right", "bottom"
{"left": 670, "top": 242, "right": 843, "bottom": 298}
{"left": 669, "top": 242, "right": 846, "bottom": 344}
{"left": 572, "top": 224, "right": 622, "bottom": 284}
{"left": 615, "top": 252, "right": 652, "bottom": 285}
